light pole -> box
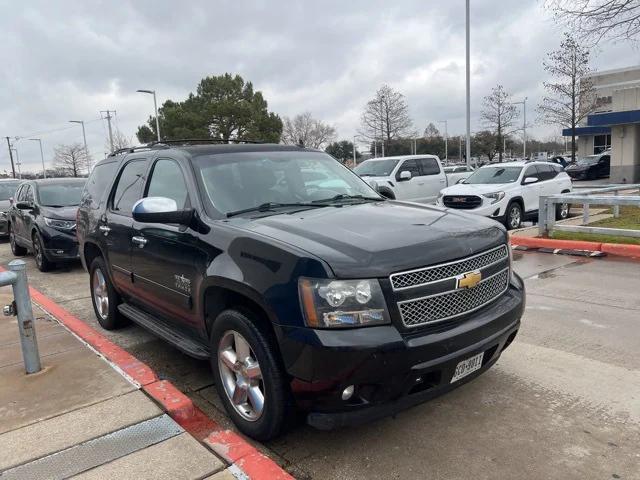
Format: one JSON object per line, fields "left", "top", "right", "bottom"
{"left": 465, "top": 0, "right": 471, "bottom": 168}
{"left": 438, "top": 120, "right": 448, "bottom": 161}
{"left": 512, "top": 98, "right": 528, "bottom": 159}
{"left": 352, "top": 135, "right": 364, "bottom": 165}
{"left": 69, "top": 120, "right": 89, "bottom": 170}
{"left": 137, "top": 89, "right": 161, "bottom": 141}
{"left": 29, "top": 138, "right": 47, "bottom": 178}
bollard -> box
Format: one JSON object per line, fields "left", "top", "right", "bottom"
{"left": 613, "top": 191, "right": 620, "bottom": 218}
{"left": 8, "top": 260, "right": 42, "bottom": 374}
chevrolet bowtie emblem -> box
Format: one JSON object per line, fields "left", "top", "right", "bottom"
{"left": 457, "top": 270, "right": 482, "bottom": 289}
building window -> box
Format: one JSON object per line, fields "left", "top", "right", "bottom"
{"left": 594, "top": 134, "right": 611, "bottom": 154}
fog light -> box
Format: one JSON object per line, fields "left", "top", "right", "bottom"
{"left": 341, "top": 385, "right": 355, "bottom": 401}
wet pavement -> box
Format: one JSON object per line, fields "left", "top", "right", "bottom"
{"left": 1, "top": 240, "right": 638, "bottom": 480}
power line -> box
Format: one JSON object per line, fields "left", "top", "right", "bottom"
{"left": 13, "top": 117, "right": 102, "bottom": 140}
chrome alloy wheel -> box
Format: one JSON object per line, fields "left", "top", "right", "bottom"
{"left": 559, "top": 203, "right": 570, "bottom": 219}
{"left": 92, "top": 268, "right": 109, "bottom": 320}
{"left": 509, "top": 205, "right": 521, "bottom": 229}
{"left": 218, "top": 330, "right": 265, "bottom": 421}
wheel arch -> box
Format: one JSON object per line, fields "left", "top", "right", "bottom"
{"left": 507, "top": 196, "right": 524, "bottom": 210}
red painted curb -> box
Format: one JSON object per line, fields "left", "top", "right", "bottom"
{"left": 509, "top": 236, "right": 603, "bottom": 252}
{"left": 601, "top": 242, "right": 640, "bottom": 258}
{"left": 1, "top": 267, "right": 292, "bottom": 480}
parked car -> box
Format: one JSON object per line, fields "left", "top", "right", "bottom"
{"left": 354, "top": 155, "right": 447, "bottom": 202}
{"left": 443, "top": 165, "right": 474, "bottom": 184}
{"left": 8, "top": 178, "right": 86, "bottom": 271}
{"left": 77, "top": 143, "right": 524, "bottom": 440}
{"left": 0, "top": 179, "right": 23, "bottom": 235}
{"left": 565, "top": 152, "right": 611, "bottom": 180}
{"left": 437, "top": 161, "right": 572, "bottom": 230}
{"left": 548, "top": 156, "right": 571, "bottom": 168}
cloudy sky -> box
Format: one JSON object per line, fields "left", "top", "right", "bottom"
{"left": 1, "top": 0, "right": 638, "bottom": 173}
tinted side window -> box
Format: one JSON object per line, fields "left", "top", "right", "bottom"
{"left": 14, "top": 185, "right": 24, "bottom": 202}
{"left": 397, "top": 159, "right": 420, "bottom": 179}
{"left": 418, "top": 158, "right": 441, "bottom": 176}
{"left": 83, "top": 161, "right": 119, "bottom": 210}
{"left": 146, "top": 159, "right": 189, "bottom": 209}
{"left": 523, "top": 166, "right": 538, "bottom": 180}
{"left": 600, "top": 155, "right": 610, "bottom": 164}
{"left": 25, "top": 185, "right": 34, "bottom": 203}
{"left": 111, "top": 160, "right": 148, "bottom": 216}
{"left": 536, "top": 164, "right": 556, "bottom": 181}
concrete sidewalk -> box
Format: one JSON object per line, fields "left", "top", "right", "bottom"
{"left": 0, "top": 287, "right": 232, "bottom": 479}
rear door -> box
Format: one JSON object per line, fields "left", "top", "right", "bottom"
{"left": 10, "top": 185, "right": 27, "bottom": 243}
{"left": 104, "top": 158, "right": 149, "bottom": 292}
{"left": 130, "top": 157, "right": 203, "bottom": 329}
{"left": 416, "top": 157, "right": 446, "bottom": 202}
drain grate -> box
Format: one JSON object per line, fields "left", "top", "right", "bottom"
{"left": 0, "top": 415, "right": 182, "bottom": 480}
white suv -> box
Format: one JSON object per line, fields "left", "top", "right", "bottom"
{"left": 436, "top": 161, "right": 572, "bottom": 230}
{"left": 354, "top": 155, "right": 447, "bottom": 203}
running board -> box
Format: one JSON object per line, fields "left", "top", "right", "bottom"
{"left": 117, "top": 303, "right": 210, "bottom": 360}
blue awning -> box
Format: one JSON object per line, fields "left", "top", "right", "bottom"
{"left": 562, "top": 126, "right": 611, "bottom": 137}
{"left": 587, "top": 109, "right": 640, "bottom": 127}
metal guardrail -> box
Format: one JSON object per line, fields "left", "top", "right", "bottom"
{"left": 1, "top": 259, "right": 41, "bottom": 374}
{"left": 539, "top": 184, "right": 640, "bottom": 238}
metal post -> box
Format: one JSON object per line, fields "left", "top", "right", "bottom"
{"left": 539, "top": 196, "right": 548, "bottom": 236}
{"left": 8, "top": 260, "right": 41, "bottom": 374}
{"left": 352, "top": 136, "right": 357, "bottom": 165}
{"left": 152, "top": 91, "right": 161, "bottom": 141}
{"left": 523, "top": 97, "right": 527, "bottom": 159}
{"left": 583, "top": 203, "right": 590, "bottom": 225}
{"left": 546, "top": 198, "right": 556, "bottom": 237}
{"left": 465, "top": 0, "right": 471, "bottom": 168}
{"left": 613, "top": 190, "right": 620, "bottom": 218}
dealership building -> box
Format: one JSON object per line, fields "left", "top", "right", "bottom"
{"left": 563, "top": 65, "right": 640, "bottom": 183}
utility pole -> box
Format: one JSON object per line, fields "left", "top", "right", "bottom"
{"left": 459, "top": 136, "right": 463, "bottom": 163}
{"left": 5, "top": 137, "right": 16, "bottom": 178}
{"left": 465, "top": 0, "right": 471, "bottom": 168}
{"left": 101, "top": 110, "right": 115, "bottom": 153}
{"left": 11, "top": 148, "right": 21, "bottom": 179}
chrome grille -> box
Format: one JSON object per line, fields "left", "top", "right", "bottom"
{"left": 398, "top": 269, "right": 510, "bottom": 327}
{"left": 390, "top": 245, "right": 508, "bottom": 290}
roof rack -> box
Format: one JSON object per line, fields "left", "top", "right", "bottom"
{"left": 107, "top": 138, "right": 272, "bottom": 157}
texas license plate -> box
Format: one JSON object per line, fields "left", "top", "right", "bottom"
{"left": 450, "top": 352, "right": 484, "bottom": 383}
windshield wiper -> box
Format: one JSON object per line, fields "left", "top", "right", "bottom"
{"left": 226, "top": 202, "right": 327, "bottom": 218}
{"left": 312, "top": 194, "right": 385, "bottom": 204}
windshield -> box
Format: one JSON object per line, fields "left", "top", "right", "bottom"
{"left": 463, "top": 166, "right": 522, "bottom": 184}
{"left": 0, "top": 182, "right": 20, "bottom": 201}
{"left": 38, "top": 183, "right": 85, "bottom": 207}
{"left": 577, "top": 156, "right": 599, "bottom": 166}
{"left": 354, "top": 159, "right": 399, "bottom": 177}
{"left": 192, "top": 151, "right": 380, "bottom": 216}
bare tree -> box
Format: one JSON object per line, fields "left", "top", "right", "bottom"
{"left": 546, "top": 0, "right": 640, "bottom": 44}
{"left": 52, "top": 143, "right": 90, "bottom": 177}
{"left": 110, "top": 129, "right": 134, "bottom": 151}
{"left": 281, "top": 112, "right": 336, "bottom": 149}
{"left": 423, "top": 122, "right": 441, "bottom": 139}
{"left": 360, "top": 85, "right": 413, "bottom": 153}
{"left": 537, "top": 33, "right": 597, "bottom": 162}
{"left": 480, "top": 85, "right": 518, "bottom": 162}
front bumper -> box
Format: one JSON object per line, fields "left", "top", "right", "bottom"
{"left": 280, "top": 275, "right": 525, "bottom": 430}
{"left": 40, "top": 226, "right": 79, "bottom": 261}
{"left": 566, "top": 169, "right": 587, "bottom": 179}
{"left": 0, "top": 217, "right": 7, "bottom": 235}
{"left": 437, "top": 197, "right": 509, "bottom": 220}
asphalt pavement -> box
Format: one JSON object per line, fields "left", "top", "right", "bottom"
{"left": 0, "top": 240, "right": 638, "bottom": 480}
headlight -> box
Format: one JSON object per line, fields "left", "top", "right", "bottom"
{"left": 0, "top": 211, "right": 7, "bottom": 219}
{"left": 298, "top": 278, "right": 390, "bottom": 328}
{"left": 482, "top": 191, "right": 505, "bottom": 204}
{"left": 44, "top": 217, "right": 76, "bottom": 230}
{"left": 436, "top": 193, "right": 444, "bottom": 205}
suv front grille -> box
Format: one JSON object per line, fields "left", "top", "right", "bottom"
{"left": 443, "top": 195, "right": 482, "bottom": 209}
{"left": 390, "top": 245, "right": 508, "bottom": 290}
{"left": 398, "top": 269, "right": 510, "bottom": 327}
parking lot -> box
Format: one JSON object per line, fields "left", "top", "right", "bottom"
{"left": 2, "top": 241, "right": 638, "bottom": 480}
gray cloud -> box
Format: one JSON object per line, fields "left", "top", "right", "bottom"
{"left": 0, "top": 0, "right": 636, "bottom": 172}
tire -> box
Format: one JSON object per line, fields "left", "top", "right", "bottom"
{"left": 89, "top": 257, "right": 128, "bottom": 330}
{"left": 210, "top": 309, "right": 289, "bottom": 441}
{"left": 32, "top": 232, "right": 54, "bottom": 272}
{"left": 556, "top": 201, "right": 570, "bottom": 220}
{"left": 9, "top": 224, "right": 27, "bottom": 256}
{"left": 505, "top": 202, "right": 522, "bottom": 230}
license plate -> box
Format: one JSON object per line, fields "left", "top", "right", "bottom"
{"left": 450, "top": 352, "right": 484, "bottom": 383}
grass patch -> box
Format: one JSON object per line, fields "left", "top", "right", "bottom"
{"left": 551, "top": 230, "right": 640, "bottom": 245}
{"left": 588, "top": 206, "right": 640, "bottom": 230}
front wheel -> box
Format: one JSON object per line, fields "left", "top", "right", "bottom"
{"left": 210, "top": 309, "right": 289, "bottom": 441}
{"left": 33, "top": 232, "right": 54, "bottom": 272}
{"left": 505, "top": 202, "right": 522, "bottom": 230}
{"left": 556, "top": 202, "right": 570, "bottom": 220}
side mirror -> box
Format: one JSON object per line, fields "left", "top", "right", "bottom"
{"left": 9, "top": 197, "right": 14, "bottom": 205}
{"left": 523, "top": 176, "right": 538, "bottom": 185}
{"left": 132, "top": 197, "right": 193, "bottom": 225}
{"left": 398, "top": 170, "right": 412, "bottom": 181}
{"left": 16, "top": 201, "right": 33, "bottom": 210}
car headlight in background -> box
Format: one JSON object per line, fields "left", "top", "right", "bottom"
{"left": 482, "top": 191, "right": 505, "bottom": 204}
{"left": 44, "top": 217, "right": 76, "bottom": 231}
{"left": 299, "top": 278, "right": 390, "bottom": 328}
{"left": 0, "top": 211, "right": 7, "bottom": 219}
{"left": 436, "top": 193, "right": 444, "bottom": 205}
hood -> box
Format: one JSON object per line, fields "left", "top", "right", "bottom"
{"left": 40, "top": 205, "right": 79, "bottom": 221}
{"left": 440, "top": 182, "right": 512, "bottom": 196}
{"left": 228, "top": 201, "right": 506, "bottom": 277}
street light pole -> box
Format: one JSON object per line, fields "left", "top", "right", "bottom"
{"left": 439, "top": 120, "right": 448, "bottom": 161}
{"left": 511, "top": 98, "right": 528, "bottom": 159}
{"left": 29, "top": 138, "right": 47, "bottom": 178}
{"left": 465, "top": 0, "right": 471, "bottom": 168}
{"left": 137, "top": 89, "right": 161, "bottom": 141}
{"left": 69, "top": 120, "right": 89, "bottom": 170}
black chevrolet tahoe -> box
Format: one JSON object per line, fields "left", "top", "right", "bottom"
{"left": 76, "top": 142, "right": 524, "bottom": 440}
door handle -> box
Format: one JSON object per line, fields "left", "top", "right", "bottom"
{"left": 132, "top": 236, "right": 147, "bottom": 248}
{"left": 439, "top": 179, "right": 446, "bottom": 183}
{"left": 99, "top": 225, "right": 111, "bottom": 236}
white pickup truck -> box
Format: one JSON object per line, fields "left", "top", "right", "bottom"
{"left": 354, "top": 155, "right": 447, "bottom": 203}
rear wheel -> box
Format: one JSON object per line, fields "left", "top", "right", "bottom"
{"left": 505, "top": 202, "right": 522, "bottom": 230}
{"left": 210, "top": 309, "right": 289, "bottom": 441}
{"left": 556, "top": 202, "right": 570, "bottom": 220}
{"left": 33, "top": 232, "right": 54, "bottom": 272}
{"left": 89, "top": 257, "right": 128, "bottom": 330}
{"left": 9, "top": 224, "right": 27, "bottom": 256}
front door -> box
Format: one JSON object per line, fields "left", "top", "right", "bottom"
{"left": 393, "top": 159, "right": 422, "bottom": 200}
{"left": 521, "top": 165, "right": 541, "bottom": 212}
{"left": 105, "top": 158, "right": 149, "bottom": 292}
{"left": 130, "top": 158, "right": 203, "bottom": 330}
